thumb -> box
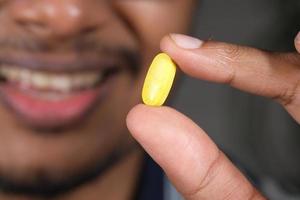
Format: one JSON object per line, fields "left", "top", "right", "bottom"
{"left": 127, "top": 104, "right": 264, "bottom": 200}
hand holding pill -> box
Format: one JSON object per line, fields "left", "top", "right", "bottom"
{"left": 128, "top": 33, "right": 300, "bottom": 200}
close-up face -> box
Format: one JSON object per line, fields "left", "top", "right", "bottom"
{"left": 0, "top": 0, "right": 195, "bottom": 198}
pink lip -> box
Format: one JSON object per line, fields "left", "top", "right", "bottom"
{"left": 0, "top": 83, "right": 108, "bottom": 129}
{"left": 0, "top": 50, "right": 133, "bottom": 129}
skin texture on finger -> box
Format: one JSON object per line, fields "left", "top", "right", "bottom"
{"left": 127, "top": 104, "right": 264, "bottom": 200}
{"left": 161, "top": 35, "right": 300, "bottom": 124}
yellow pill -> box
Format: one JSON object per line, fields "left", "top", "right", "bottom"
{"left": 142, "top": 53, "right": 177, "bottom": 106}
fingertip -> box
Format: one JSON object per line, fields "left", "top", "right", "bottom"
{"left": 126, "top": 104, "right": 186, "bottom": 142}
{"left": 160, "top": 34, "right": 175, "bottom": 54}
{"left": 126, "top": 104, "right": 146, "bottom": 135}
{"left": 160, "top": 34, "right": 198, "bottom": 77}
{"left": 126, "top": 104, "right": 174, "bottom": 138}
{"left": 160, "top": 34, "right": 228, "bottom": 82}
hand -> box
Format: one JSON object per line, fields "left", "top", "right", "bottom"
{"left": 126, "top": 33, "right": 300, "bottom": 199}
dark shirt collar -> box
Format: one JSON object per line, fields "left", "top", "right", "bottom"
{"left": 134, "top": 155, "right": 164, "bottom": 200}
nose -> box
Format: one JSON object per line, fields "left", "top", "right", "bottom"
{"left": 9, "top": 0, "right": 105, "bottom": 39}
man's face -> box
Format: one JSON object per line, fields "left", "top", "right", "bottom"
{"left": 0, "top": 0, "right": 194, "bottom": 197}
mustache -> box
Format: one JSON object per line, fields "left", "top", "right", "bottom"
{"left": 0, "top": 35, "right": 109, "bottom": 52}
{"left": 0, "top": 36, "right": 141, "bottom": 73}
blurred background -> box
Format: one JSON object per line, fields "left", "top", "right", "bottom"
{"left": 171, "top": 0, "right": 300, "bottom": 198}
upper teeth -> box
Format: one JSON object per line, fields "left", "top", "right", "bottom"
{"left": 0, "top": 67, "right": 103, "bottom": 92}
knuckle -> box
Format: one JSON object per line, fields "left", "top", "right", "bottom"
{"left": 183, "top": 150, "right": 262, "bottom": 200}
{"left": 278, "top": 79, "right": 300, "bottom": 106}
{"left": 278, "top": 52, "right": 300, "bottom": 66}
{"left": 269, "top": 53, "right": 300, "bottom": 106}
{"left": 184, "top": 150, "right": 222, "bottom": 199}
{"left": 198, "top": 150, "right": 222, "bottom": 190}
{"left": 272, "top": 54, "right": 300, "bottom": 106}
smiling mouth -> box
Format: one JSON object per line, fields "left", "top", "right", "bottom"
{"left": 0, "top": 66, "right": 106, "bottom": 93}
{"left": 0, "top": 53, "right": 125, "bottom": 130}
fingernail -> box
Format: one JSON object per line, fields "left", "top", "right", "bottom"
{"left": 296, "top": 31, "right": 300, "bottom": 43}
{"left": 170, "top": 34, "right": 203, "bottom": 49}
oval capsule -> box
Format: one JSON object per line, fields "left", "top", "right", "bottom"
{"left": 142, "top": 53, "right": 177, "bottom": 106}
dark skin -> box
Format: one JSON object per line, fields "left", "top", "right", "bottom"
{"left": 0, "top": 0, "right": 299, "bottom": 199}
